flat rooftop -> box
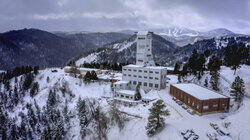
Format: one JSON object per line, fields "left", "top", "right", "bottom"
{"left": 137, "top": 31, "right": 149, "bottom": 35}
{"left": 123, "top": 64, "right": 167, "bottom": 70}
{"left": 118, "top": 90, "right": 135, "bottom": 96}
{"left": 172, "top": 83, "right": 228, "bottom": 100}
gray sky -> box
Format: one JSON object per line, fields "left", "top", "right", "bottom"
{"left": 1, "top": 0, "right": 250, "bottom": 34}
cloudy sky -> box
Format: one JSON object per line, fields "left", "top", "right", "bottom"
{"left": 1, "top": 0, "right": 250, "bottom": 34}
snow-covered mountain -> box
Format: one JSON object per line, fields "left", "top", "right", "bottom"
{"left": 76, "top": 35, "right": 250, "bottom": 66}
{"left": 0, "top": 29, "right": 130, "bottom": 70}
{"left": 203, "top": 28, "right": 235, "bottom": 38}
{"left": 119, "top": 27, "right": 245, "bottom": 47}
{"left": 76, "top": 34, "right": 177, "bottom": 66}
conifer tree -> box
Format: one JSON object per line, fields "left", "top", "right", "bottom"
{"left": 230, "top": 76, "right": 245, "bottom": 103}
{"left": 90, "top": 71, "right": 98, "bottom": 80}
{"left": 135, "top": 84, "right": 142, "bottom": 100}
{"left": 146, "top": 100, "right": 169, "bottom": 137}
{"left": 204, "top": 77, "right": 208, "bottom": 87}
{"left": 208, "top": 55, "right": 221, "bottom": 72}
{"left": 210, "top": 71, "right": 220, "bottom": 91}
{"left": 173, "top": 63, "right": 180, "bottom": 74}
{"left": 188, "top": 49, "right": 199, "bottom": 75}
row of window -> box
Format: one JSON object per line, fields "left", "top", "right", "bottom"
{"left": 132, "top": 81, "right": 159, "bottom": 88}
{"left": 123, "top": 74, "right": 159, "bottom": 80}
{"left": 123, "top": 69, "right": 159, "bottom": 74}
{"left": 115, "top": 94, "right": 133, "bottom": 100}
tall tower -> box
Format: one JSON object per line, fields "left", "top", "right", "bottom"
{"left": 136, "top": 31, "right": 155, "bottom": 66}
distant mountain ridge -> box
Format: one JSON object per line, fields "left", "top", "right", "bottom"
{"left": 119, "top": 27, "right": 247, "bottom": 47}
{"left": 76, "top": 33, "right": 250, "bottom": 66}
{"left": 0, "top": 28, "right": 130, "bottom": 70}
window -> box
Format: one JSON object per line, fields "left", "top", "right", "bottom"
{"left": 123, "top": 74, "right": 127, "bottom": 76}
{"left": 144, "top": 82, "right": 147, "bottom": 86}
{"left": 188, "top": 98, "right": 190, "bottom": 104}
{"left": 144, "top": 71, "right": 147, "bottom": 73}
{"left": 133, "top": 81, "right": 137, "bottom": 85}
{"left": 149, "top": 71, "right": 153, "bottom": 73}
{"left": 197, "top": 104, "right": 200, "bottom": 109}
{"left": 203, "top": 105, "right": 209, "bottom": 110}
{"left": 139, "top": 70, "right": 142, "bottom": 72}
{"left": 128, "top": 69, "right": 131, "bottom": 71}
{"left": 139, "top": 76, "right": 142, "bottom": 78}
{"left": 192, "top": 101, "right": 195, "bottom": 106}
{"left": 138, "top": 60, "right": 143, "bottom": 62}
{"left": 149, "top": 83, "right": 153, "bottom": 87}
{"left": 138, "top": 82, "right": 142, "bottom": 85}
{"left": 147, "top": 54, "right": 151, "bottom": 57}
{"left": 128, "top": 74, "right": 131, "bottom": 77}
{"left": 126, "top": 96, "right": 129, "bottom": 99}
{"left": 133, "top": 69, "right": 137, "bottom": 72}
{"left": 155, "top": 77, "right": 159, "bottom": 80}
{"left": 213, "top": 104, "right": 218, "bottom": 108}
{"left": 121, "top": 95, "right": 124, "bottom": 98}
{"left": 149, "top": 77, "right": 153, "bottom": 79}
{"left": 133, "top": 75, "right": 137, "bottom": 77}
{"left": 138, "top": 37, "right": 145, "bottom": 40}
{"left": 155, "top": 84, "right": 158, "bottom": 88}
{"left": 144, "top": 76, "right": 147, "bottom": 79}
{"left": 123, "top": 69, "right": 127, "bottom": 71}
{"left": 155, "top": 72, "right": 159, "bottom": 74}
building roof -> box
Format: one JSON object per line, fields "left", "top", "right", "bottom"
{"left": 123, "top": 64, "right": 167, "bottom": 70}
{"left": 172, "top": 83, "right": 228, "bottom": 100}
{"left": 137, "top": 31, "right": 149, "bottom": 36}
{"left": 114, "top": 80, "right": 130, "bottom": 85}
{"left": 118, "top": 90, "right": 135, "bottom": 96}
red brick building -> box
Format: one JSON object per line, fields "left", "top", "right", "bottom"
{"left": 170, "top": 83, "right": 230, "bottom": 115}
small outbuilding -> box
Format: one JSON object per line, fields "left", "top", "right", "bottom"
{"left": 170, "top": 83, "right": 230, "bottom": 115}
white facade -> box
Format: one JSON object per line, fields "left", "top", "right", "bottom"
{"left": 122, "top": 64, "right": 167, "bottom": 90}
{"left": 113, "top": 31, "right": 168, "bottom": 103}
{"left": 136, "top": 31, "right": 155, "bottom": 66}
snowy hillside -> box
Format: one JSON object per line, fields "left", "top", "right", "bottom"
{"left": 0, "top": 65, "right": 249, "bottom": 139}
{"left": 76, "top": 34, "right": 177, "bottom": 66}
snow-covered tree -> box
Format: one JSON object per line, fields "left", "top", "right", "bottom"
{"left": 210, "top": 71, "right": 220, "bottom": 91}
{"left": 230, "top": 76, "right": 245, "bottom": 103}
{"left": 146, "top": 100, "right": 169, "bottom": 137}
{"left": 135, "top": 84, "right": 141, "bottom": 101}
{"left": 204, "top": 77, "right": 208, "bottom": 87}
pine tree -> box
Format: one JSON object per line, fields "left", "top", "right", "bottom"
{"left": 224, "top": 45, "right": 247, "bottom": 74}
{"left": 46, "top": 76, "right": 50, "bottom": 83}
{"left": 84, "top": 71, "right": 92, "bottom": 82}
{"left": 46, "top": 90, "right": 57, "bottom": 108}
{"left": 188, "top": 49, "right": 199, "bottom": 75}
{"left": 210, "top": 71, "right": 220, "bottom": 91}
{"left": 90, "top": 71, "right": 98, "bottom": 80}
{"left": 134, "top": 84, "right": 142, "bottom": 101}
{"left": 23, "top": 73, "right": 34, "bottom": 90}
{"left": 76, "top": 98, "right": 89, "bottom": 139}
{"left": 230, "top": 76, "right": 245, "bottom": 103}
{"left": 173, "top": 63, "right": 180, "bottom": 74}
{"left": 208, "top": 55, "right": 221, "bottom": 72}
{"left": 204, "top": 77, "right": 208, "bottom": 87}
{"left": 145, "top": 100, "right": 169, "bottom": 137}
{"left": 34, "top": 66, "right": 39, "bottom": 75}
{"left": 30, "top": 82, "right": 39, "bottom": 97}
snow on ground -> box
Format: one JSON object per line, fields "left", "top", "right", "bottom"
{"left": 5, "top": 65, "right": 249, "bottom": 140}
{"left": 76, "top": 52, "right": 99, "bottom": 66}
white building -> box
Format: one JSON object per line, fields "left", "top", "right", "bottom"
{"left": 113, "top": 31, "right": 167, "bottom": 104}
{"left": 136, "top": 31, "right": 155, "bottom": 66}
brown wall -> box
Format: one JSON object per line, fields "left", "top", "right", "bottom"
{"left": 170, "top": 85, "right": 230, "bottom": 115}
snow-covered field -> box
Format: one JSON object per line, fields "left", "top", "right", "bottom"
{"left": 2, "top": 65, "right": 250, "bottom": 140}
